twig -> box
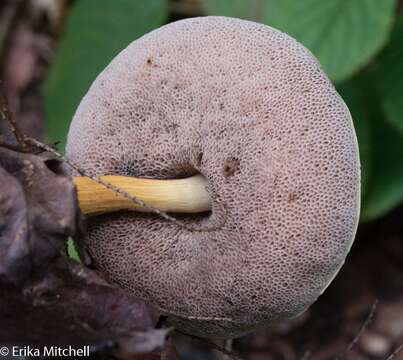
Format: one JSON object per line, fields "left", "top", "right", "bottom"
{"left": 387, "top": 343, "right": 403, "bottom": 360}
{"left": 0, "top": 140, "right": 27, "bottom": 151}
{"left": 0, "top": 76, "right": 228, "bottom": 232}
{"left": 334, "top": 299, "right": 378, "bottom": 360}
{"left": 0, "top": 87, "right": 228, "bottom": 233}
{"left": 25, "top": 137, "right": 227, "bottom": 233}
{"left": 0, "top": 90, "right": 27, "bottom": 148}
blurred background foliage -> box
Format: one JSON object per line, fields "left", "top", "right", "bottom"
{"left": 44, "top": 0, "right": 403, "bottom": 222}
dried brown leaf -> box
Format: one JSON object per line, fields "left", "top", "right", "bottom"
{"left": 0, "top": 146, "right": 174, "bottom": 359}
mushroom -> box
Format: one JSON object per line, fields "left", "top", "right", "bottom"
{"left": 67, "top": 16, "right": 360, "bottom": 339}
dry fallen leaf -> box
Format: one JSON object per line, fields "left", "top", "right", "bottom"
{"left": 0, "top": 145, "right": 176, "bottom": 359}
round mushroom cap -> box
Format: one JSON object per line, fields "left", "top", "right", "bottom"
{"left": 66, "top": 16, "right": 360, "bottom": 338}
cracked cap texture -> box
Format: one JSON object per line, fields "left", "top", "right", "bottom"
{"left": 66, "top": 16, "right": 360, "bottom": 338}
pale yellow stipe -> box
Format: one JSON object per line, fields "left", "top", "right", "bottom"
{"left": 72, "top": 174, "right": 211, "bottom": 216}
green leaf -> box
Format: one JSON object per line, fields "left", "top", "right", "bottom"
{"left": 337, "top": 76, "right": 374, "bottom": 204}
{"left": 204, "top": 0, "right": 396, "bottom": 82}
{"left": 363, "top": 115, "right": 403, "bottom": 221}
{"left": 44, "top": 0, "right": 168, "bottom": 150}
{"left": 377, "top": 15, "right": 403, "bottom": 134}
{"left": 339, "top": 73, "right": 403, "bottom": 221}
{"left": 338, "top": 71, "right": 403, "bottom": 221}
{"left": 67, "top": 238, "right": 80, "bottom": 262}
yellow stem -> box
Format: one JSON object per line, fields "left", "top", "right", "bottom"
{"left": 72, "top": 174, "right": 211, "bottom": 216}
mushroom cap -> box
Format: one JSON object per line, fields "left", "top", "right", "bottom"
{"left": 66, "top": 16, "right": 360, "bottom": 338}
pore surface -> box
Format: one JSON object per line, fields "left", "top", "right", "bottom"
{"left": 66, "top": 17, "right": 360, "bottom": 338}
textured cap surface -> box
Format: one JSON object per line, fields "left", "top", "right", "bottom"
{"left": 66, "top": 16, "right": 360, "bottom": 338}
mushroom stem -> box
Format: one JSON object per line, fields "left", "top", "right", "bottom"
{"left": 72, "top": 174, "right": 211, "bottom": 216}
